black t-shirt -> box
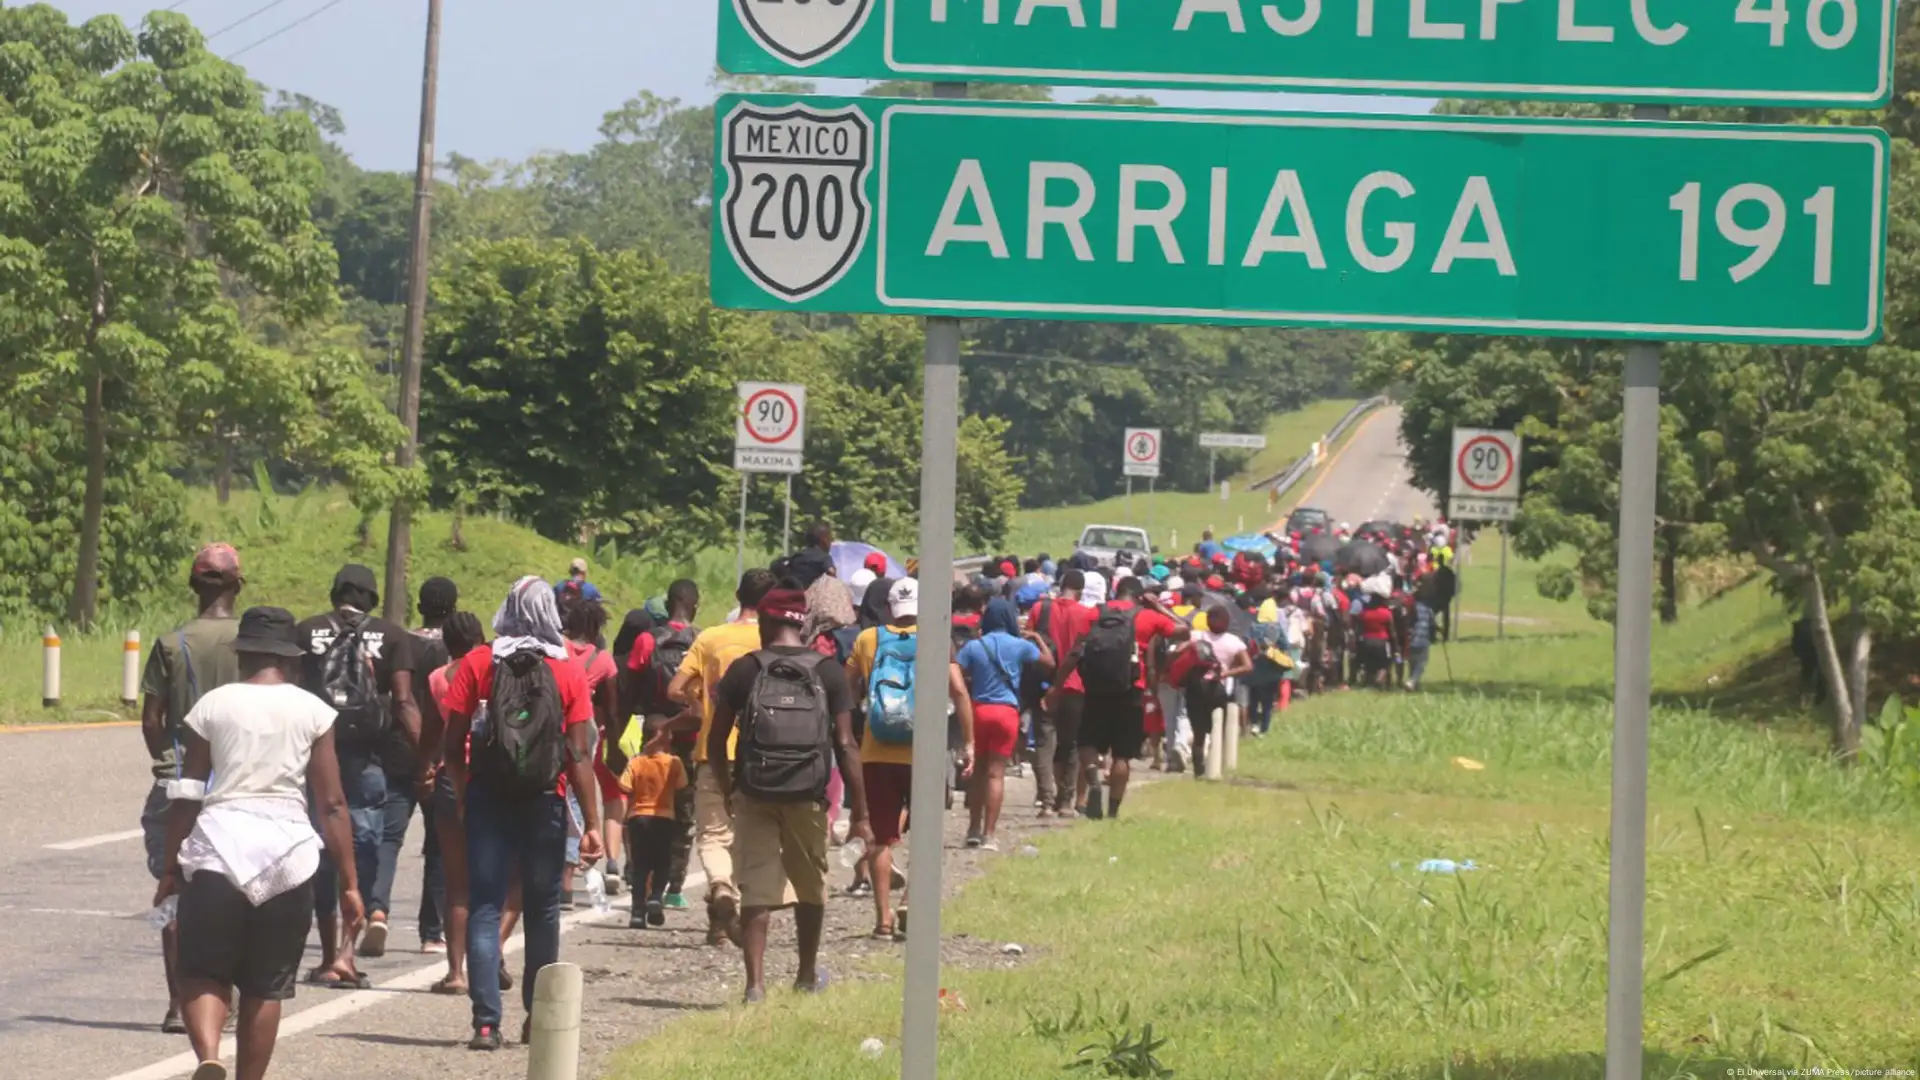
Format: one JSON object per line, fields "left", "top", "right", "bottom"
{"left": 787, "top": 547, "right": 835, "bottom": 589}
{"left": 713, "top": 646, "right": 855, "bottom": 728}
{"left": 297, "top": 611, "right": 419, "bottom": 766}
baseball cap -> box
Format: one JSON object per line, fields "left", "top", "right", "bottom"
{"left": 231, "top": 606, "right": 304, "bottom": 657}
{"left": 759, "top": 587, "right": 809, "bottom": 625}
{"left": 569, "top": 557, "right": 589, "bottom": 575}
{"left": 889, "top": 578, "right": 920, "bottom": 619}
{"left": 190, "top": 543, "right": 241, "bottom": 579}
{"left": 863, "top": 552, "right": 889, "bottom": 574}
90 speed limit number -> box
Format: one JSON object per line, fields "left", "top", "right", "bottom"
{"left": 1452, "top": 429, "right": 1523, "bottom": 501}
{"left": 721, "top": 101, "right": 875, "bottom": 303}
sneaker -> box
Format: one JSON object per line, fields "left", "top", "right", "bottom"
{"left": 744, "top": 986, "right": 767, "bottom": 1005}
{"left": 628, "top": 909, "right": 649, "bottom": 930}
{"left": 979, "top": 838, "right": 1000, "bottom": 853}
{"left": 964, "top": 834, "right": 983, "bottom": 849}
{"left": 663, "top": 892, "right": 689, "bottom": 910}
{"left": 848, "top": 879, "right": 874, "bottom": 898}
{"left": 468, "top": 1025, "right": 503, "bottom": 1052}
{"left": 190, "top": 1062, "right": 227, "bottom": 1080}
{"left": 604, "top": 863, "right": 623, "bottom": 897}
{"left": 161, "top": 1006, "right": 186, "bottom": 1035}
{"left": 421, "top": 939, "right": 447, "bottom": 955}
{"left": 646, "top": 900, "right": 665, "bottom": 927}
{"left": 359, "top": 918, "right": 388, "bottom": 959}
{"left": 707, "top": 895, "right": 742, "bottom": 947}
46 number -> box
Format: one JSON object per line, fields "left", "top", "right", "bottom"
{"left": 1734, "top": 0, "right": 1858, "bottom": 49}
{"left": 1668, "top": 182, "right": 1836, "bottom": 286}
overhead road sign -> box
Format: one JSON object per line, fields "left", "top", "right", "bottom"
{"left": 717, "top": 0, "right": 1896, "bottom": 109}
{"left": 1199, "top": 432, "right": 1267, "bottom": 450}
{"left": 711, "top": 97, "right": 1888, "bottom": 345}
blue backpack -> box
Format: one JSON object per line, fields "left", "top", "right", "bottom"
{"left": 867, "top": 629, "right": 918, "bottom": 745}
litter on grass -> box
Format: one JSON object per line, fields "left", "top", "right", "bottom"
{"left": 859, "top": 1038, "right": 886, "bottom": 1059}
{"left": 1415, "top": 859, "right": 1478, "bottom": 874}
{"left": 1002, "top": 943, "right": 1025, "bottom": 956}
{"left": 1451, "top": 756, "right": 1487, "bottom": 771}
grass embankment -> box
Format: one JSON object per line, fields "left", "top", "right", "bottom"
{"left": 602, "top": 575, "right": 1917, "bottom": 1080}
{"left": 1001, "top": 398, "right": 1360, "bottom": 556}
{"left": 0, "top": 488, "right": 760, "bottom": 725}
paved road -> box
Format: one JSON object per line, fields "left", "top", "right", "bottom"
{"left": 1280, "top": 405, "right": 1438, "bottom": 531}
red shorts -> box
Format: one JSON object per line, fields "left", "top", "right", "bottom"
{"left": 972, "top": 702, "right": 1020, "bottom": 760}
{"left": 863, "top": 763, "right": 912, "bottom": 847}
{"left": 1142, "top": 692, "right": 1167, "bottom": 737}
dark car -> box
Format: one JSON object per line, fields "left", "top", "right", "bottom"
{"left": 1285, "top": 506, "right": 1332, "bottom": 535}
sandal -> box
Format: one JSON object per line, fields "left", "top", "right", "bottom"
{"left": 498, "top": 963, "right": 513, "bottom": 992}
{"left": 430, "top": 974, "right": 467, "bottom": 995}
{"left": 313, "top": 970, "right": 372, "bottom": 991}
{"left": 871, "top": 924, "right": 895, "bottom": 940}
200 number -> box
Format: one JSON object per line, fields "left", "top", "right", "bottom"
{"left": 1668, "top": 182, "right": 1835, "bottom": 286}
{"left": 748, "top": 174, "right": 847, "bottom": 243}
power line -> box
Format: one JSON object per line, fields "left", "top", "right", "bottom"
{"left": 207, "top": 0, "right": 299, "bottom": 40}
{"left": 226, "top": 0, "right": 355, "bottom": 60}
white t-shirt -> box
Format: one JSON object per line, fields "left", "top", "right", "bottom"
{"left": 1193, "top": 630, "right": 1250, "bottom": 694}
{"left": 184, "top": 681, "right": 337, "bottom": 807}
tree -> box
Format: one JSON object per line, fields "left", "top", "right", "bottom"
{"left": 0, "top": 9, "right": 338, "bottom": 625}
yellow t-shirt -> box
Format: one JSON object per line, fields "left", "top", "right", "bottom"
{"left": 847, "top": 624, "right": 916, "bottom": 767}
{"left": 676, "top": 618, "right": 761, "bottom": 763}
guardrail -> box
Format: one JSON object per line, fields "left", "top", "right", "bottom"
{"left": 949, "top": 397, "right": 1389, "bottom": 573}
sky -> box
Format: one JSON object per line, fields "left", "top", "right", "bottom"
{"left": 47, "top": 0, "right": 1428, "bottom": 172}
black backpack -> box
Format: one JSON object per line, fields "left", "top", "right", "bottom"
{"left": 1077, "top": 605, "right": 1140, "bottom": 694}
{"left": 474, "top": 649, "right": 569, "bottom": 797}
{"left": 643, "top": 624, "right": 699, "bottom": 716}
{"left": 736, "top": 651, "right": 835, "bottom": 804}
{"left": 320, "top": 615, "right": 390, "bottom": 749}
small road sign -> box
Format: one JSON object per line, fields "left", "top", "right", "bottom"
{"left": 1450, "top": 428, "right": 1522, "bottom": 520}
{"left": 710, "top": 97, "right": 1888, "bottom": 345}
{"left": 737, "top": 381, "right": 807, "bottom": 473}
{"left": 1199, "top": 432, "right": 1268, "bottom": 450}
{"left": 1124, "top": 426, "right": 1162, "bottom": 478}
{"left": 717, "top": 0, "right": 1896, "bottom": 109}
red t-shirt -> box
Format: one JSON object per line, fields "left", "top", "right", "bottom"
{"left": 1359, "top": 606, "right": 1396, "bottom": 642}
{"left": 1029, "top": 598, "right": 1096, "bottom": 695}
{"left": 442, "top": 648, "right": 594, "bottom": 795}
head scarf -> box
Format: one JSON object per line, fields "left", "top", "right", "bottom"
{"left": 801, "top": 574, "right": 857, "bottom": 644}
{"left": 1081, "top": 571, "right": 1108, "bottom": 609}
{"left": 492, "top": 575, "right": 568, "bottom": 659}
{"left": 612, "top": 608, "right": 654, "bottom": 661}
{"left": 857, "top": 575, "right": 897, "bottom": 628}
{"left": 981, "top": 597, "right": 1021, "bottom": 637}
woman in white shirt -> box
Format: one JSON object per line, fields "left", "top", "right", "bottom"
{"left": 155, "top": 607, "right": 362, "bottom": 1080}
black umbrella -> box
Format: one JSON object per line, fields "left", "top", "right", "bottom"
{"left": 1299, "top": 532, "right": 1340, "bottom": 564}
{"left": 1335, "top": 539, "right": 1391, "bottom": 578}
{"left": 1199, "top": 591, "right": 1257, "bottom": 639}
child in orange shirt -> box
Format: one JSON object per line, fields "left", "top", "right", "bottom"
{"left": 619, "top": 716, "right": 689, "bottom": 929}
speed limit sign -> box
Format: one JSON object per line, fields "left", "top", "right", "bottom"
{"left": 1449, "top": 427, "right": 1522, "bottom": 521}
{"left": 1123, "top": 427, "right": 1162, "bottom": 478}
{"left": 736, "top": 382, "right": 807, "bottom": 473}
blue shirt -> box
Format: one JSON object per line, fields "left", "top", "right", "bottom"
{"left": 1410, "top": 602, "right": 1436, "bottom": 649}
{"left": 555, "top": 579, "right": 603, "bottom": 603}
{"left": 1198, "top": 541, "right": 1226, "bottom": 562}
{"left": 956, "top": 633, "right": 1040, "bottom": 707}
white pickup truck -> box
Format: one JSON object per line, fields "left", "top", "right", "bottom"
{"left": 1074, "top": 524, "right": 1152, "bottom": 568}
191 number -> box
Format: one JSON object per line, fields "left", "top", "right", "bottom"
{"left": 1668, "top": 182, "right": 1835, "bottom": 286}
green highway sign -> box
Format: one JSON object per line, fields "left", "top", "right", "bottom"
{"left": 717, "top": 0, "right": 1896, "bottom": 108}
{"left": 709, "top": 96, "right": 1887, "bottom": 345}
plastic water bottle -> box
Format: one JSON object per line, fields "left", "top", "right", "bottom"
{"left": 148, "top": 895, "right": 177, "bottom": 931}
{"left": 839, "top": 836, "right": 867, "bottom": 869}
{"left": 584, "top": 867, "right": 610, "bottom": 914}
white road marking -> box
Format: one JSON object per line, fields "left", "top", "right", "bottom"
{"left": 45, "top": 829, "right": 144, "bottom": 851}
{"left": 0, "top": 906, "right": 134, "bottom": 918}
{"left": 98, "top": 870, "right": 708, "bottom": 1080}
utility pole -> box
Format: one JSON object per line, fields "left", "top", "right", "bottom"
{"left": 383, "top": 0, "right": 443, "bottom": 624}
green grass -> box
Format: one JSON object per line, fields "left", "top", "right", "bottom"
{"left": 598, "top": 558, "right": 1917, "bottom": 1080}
{"left": 1001, "top": 398, "right": 1360, "bottom": 557}
{"left": 0, "top": 486, "right": 769, "bottom": 725}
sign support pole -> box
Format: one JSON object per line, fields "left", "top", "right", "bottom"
{"left": 1497, "top": 528, "right": 1509, "bottom": 641}
{"left": 1606, "top": 102, "right": 1666, "bottom": 1080}
{"left": 1126, "top": 476, "right": 1133, "bottom": 524}
{"left": 1208, "top": 450, "right": 1216, "bottom": 494}
{"left": 903, "top": 82, "right": 967, "bottom": 1080}
{"left": 783, "top": 474, "right": 793, "bottom": 557}
{"left": 1148, "top": 476, "right": 1156, "bottom": 556}
{"left": 736, "top": 474, "right": 749, "bottom": 587}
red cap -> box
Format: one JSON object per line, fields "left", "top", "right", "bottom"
{"left": 191, "top": 543, "right": 241, "bottom": 579}
{"left": 864, "top": 552, "right": 890, "bottom": 574}
{"left": 1206, "top": 575, "right": 1225, "bottom": 590}
{"left": 1000, "top": 560, "right": 1017, "bottom": 578}
{"left": 759, "top": 587, "right": 809, "bottom": 625}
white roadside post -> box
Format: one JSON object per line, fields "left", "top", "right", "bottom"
{"left": 902, "top": 80, "right": 968, "bottom": 1080}
{"left": 42, "top": 626, "right": 60, "bottom": 709}
{"left": 1222, "top": 695, "right": 1240, "bottom": 774}
{"left": 122, "top": 629, "right": 141, "bottom": 708}
{"left": 526, "top": 962, "right": 583, "bottom": 1080}
{"left": 1204, "top": 708, "right": 1224, "bottom": 780}
{"left": 1606, "top": 103, "right": 1667, "bottom": 1080}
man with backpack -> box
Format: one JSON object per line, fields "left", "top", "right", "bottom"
{"left": 440, "top": 576, "right": 604, "bottom": 1050}
{"left": 1052, "top": 575, "right": 1188, "bottom": 821}
{"left": 412, "top": 577, "right": 458, "bottom": 956}
{"left": 298, "top": 564, "right": 423, "bottom": 990}
{"left": 706, "top": 587, "right": 872, "bottom": 1003}
{"left": 139, "top": 542, "right": 244, "bottom": 1034}
{"left": 622, "top": 578, "right": 701, "bottom": 910}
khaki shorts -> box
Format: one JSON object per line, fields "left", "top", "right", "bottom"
{"left": 729, "top": 795, "right": 829, "bottom": 909}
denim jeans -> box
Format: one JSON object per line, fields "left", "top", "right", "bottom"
{"left": 1407, "top": 646, "right": 1432, "bottom": 690}
{"left": 419, "top": 789, "right": 444, "bottom": 943}
{"left": 465, "top": 782, "right": 567, "bottom": 1031}
{"left": 313, "top": 752, "right": 386, "bottom": 921}
{"left": 371, "top": 764, "right": 417, "bottom": 919}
